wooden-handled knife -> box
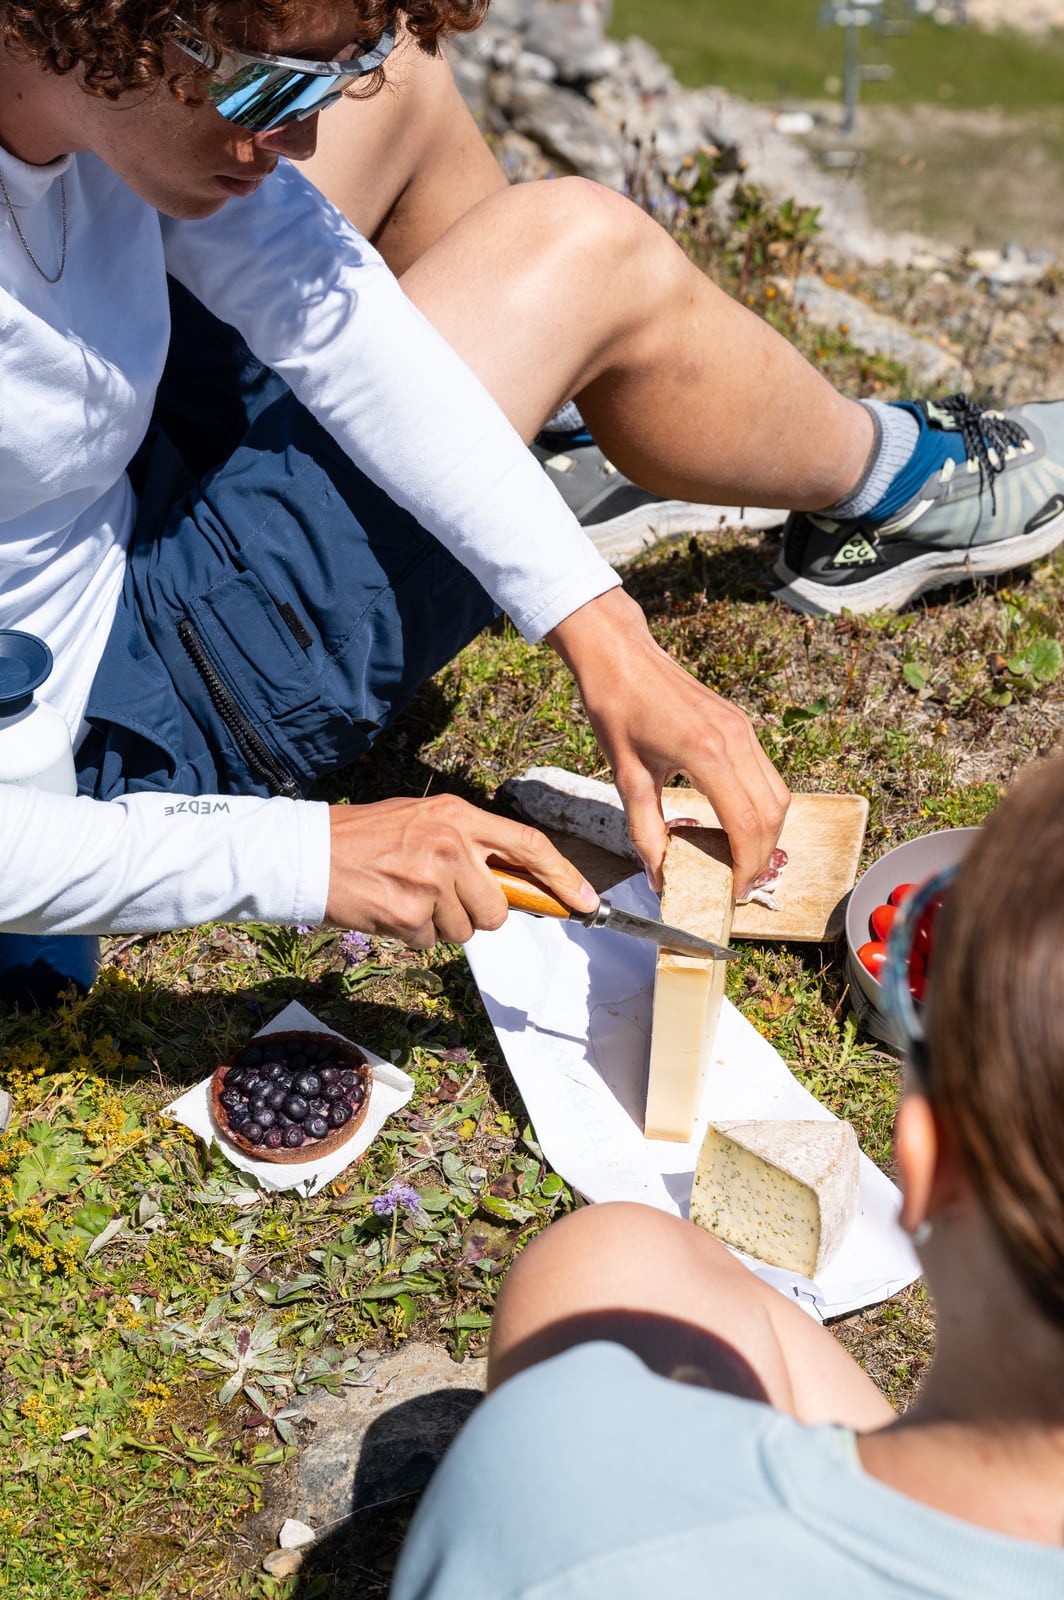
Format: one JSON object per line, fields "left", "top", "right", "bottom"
{"left": 491, "top": 867, "right": 738, "bottom": 961}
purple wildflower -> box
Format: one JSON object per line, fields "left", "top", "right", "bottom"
{"left": 294, "top": 924, "right": 312, "bottom": 936}
{"left": 340, "top": 929, "right": 371, "bottom": 967}
{"left": 371, "top": 1182, "right": 423, "bottom": 1217}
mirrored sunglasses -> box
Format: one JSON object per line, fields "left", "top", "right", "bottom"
{"left": 172, "top": 19, "right": 396, "bottom": 132}
{"left": 881, "top": 862, "right": 959, "bottom": 1076}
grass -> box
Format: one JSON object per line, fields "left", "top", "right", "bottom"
{"left": 608, "top": 0, "right": 1064, "bottom": 112}
{"left": 3, "top": 192, "right": 1064, "bottom": 1598}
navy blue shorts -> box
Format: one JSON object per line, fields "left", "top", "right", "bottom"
{"left": 76, "top": 280, "right": 496, "bottom": 801}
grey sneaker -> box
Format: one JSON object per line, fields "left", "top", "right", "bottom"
{"left": 772, "top": 395, "right": 1064, "bottom": 616}
{"left": 533, "top": 428, "right": 723, "bottom": 563}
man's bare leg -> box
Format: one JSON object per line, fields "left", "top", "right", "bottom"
{"left": 305, "top": 46, "right": 873, "bottom": 512}
{"left": 488, "top": 1203, "right": 895, "bottom": 1431}
{"left": 399, "top": 176, "right": 872, "bottom": 511}
{"left": 304, "top": 39, "right": 506, "bottom": 275}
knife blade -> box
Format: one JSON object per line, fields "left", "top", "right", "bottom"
{"left": 491, "top": 867, "right": 739, "bottom": 961}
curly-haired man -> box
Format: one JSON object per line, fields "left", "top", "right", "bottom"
{"left": 0, "top": 1, "right": 1061, "bottom": 980}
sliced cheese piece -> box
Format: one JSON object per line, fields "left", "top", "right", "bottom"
{"left": 690, "top": 1118, "right": 860, "bottom": 1278}
{"left": 645, "top": 827, "right": 734, "bottom": 1142}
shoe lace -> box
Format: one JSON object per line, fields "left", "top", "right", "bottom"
{"left": 937, "top": 393, "right": 1029, "bottom": 514}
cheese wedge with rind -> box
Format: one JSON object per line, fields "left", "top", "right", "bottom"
{"left": 645, "top": 827, "right": 734, "bottom": 1142}
{"left": 690, "top": 1118, "right": 860, "bottom": 1277}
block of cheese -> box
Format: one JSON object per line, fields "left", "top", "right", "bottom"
{"left": 690, "top": 1118, "right": 860, "bottom": 1278}
{"left": 645, "top": 827, "right": 734, "bottom": 1142}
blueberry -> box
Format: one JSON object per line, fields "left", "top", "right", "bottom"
{"left": 266, "top": 1086, "right": 288, "bottom": 1111}
{"left": 305, "top": 1116, "right": 329, "bottom": 1140}
{"left": 308, "top": 1097, "right": 329, "bottom": 1117}
{"left": 276, "top": 1112, "right": 296, "bottom": 1128}
{"left": 225, "top": 1064, "right": 246, "bottom": 1087}
{"left": 249, "top": 1098, "right": 270, "bottom": 1121}
{"left": 293, "top": 1072, "right": 320, "bottom": 1098}
{"left": 284, "top": 1095, "right": 309, "bottom": 1122}
{"left": 263, "top": 1127, "right": 284, "bottom": 1150}
{"left": 346, "top": 1083, "right": 366, "bottom": 1108}
{"left": 286, "top": 1053, "right": 306, "bottom": 1074}
{"left": 262, "top": 1039, "right": 284, "bottom": 1061}
{"left": 283, "top": 1125, "right": 305, "bottom": 1149}
{"left": 239, "top": 1045, "right": 263, "bottom": 1068}
{"left": 256, "top": 1107, "right": 277, "bottom": 1129}
{"left": 220, "top": 1086, "right": 244, "bottom": 1110}
{"left": 242, "top": 1073, "right": 266, "bottom": 1098}
{"left": 228, "top": 1102, "right": 250, "bottom": 1127}
{"left": 323, "top": 1082, "right": 345, "bottom": 1102}
{"left": 327, "top": 1102, "right": 351, "bottom": 1128}
{"left": 243, "top": 1121, "right": 265, "bottom": 1144}
{"left": 318, "top": 1066, "right": 340, "bottom": 1087}
{"left": 264, "top": 1061, "right": 286, "bottom": 1082}
{"left": 340, "top": 1070, "right": 358, "bottom": 1088}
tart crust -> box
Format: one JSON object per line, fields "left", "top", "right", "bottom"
{"left": 210, "top": 1031, "right": 372, "bottom": 1164}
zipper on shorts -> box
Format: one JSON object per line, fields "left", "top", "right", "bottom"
{"left": 177, "top": 617, "right": 302, "bottom": 800}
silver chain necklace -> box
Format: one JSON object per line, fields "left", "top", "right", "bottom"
{"left": 0, "top": 165, "right": 68, "bottom": 284}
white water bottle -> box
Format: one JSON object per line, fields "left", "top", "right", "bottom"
{"left": 0, "top": 630, "right": 97, "bottom": 1013}
{"left": 0, "top": 630, "right": 77, "bottom": 794}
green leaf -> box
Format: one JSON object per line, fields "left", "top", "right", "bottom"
{"left": 902, "top": 660, "right": 929, "bottom": 691}
{"left": 446, "top": 1311, "right": 492, "bottom": 1331}
{"left": 781, "top": 697, "right": 828, "bottom": 729}
{"left": 402, "top": 968, "right": 444, "bottom": 994}
{"left": 11, "top": 1140, "right": 84, "bottom": 1202}
{"left": 255, "top": 1274, "right": 321, "bottom": 1306}
{"left": 1025, "top": 637, "right": 1063, "bottom": 683}
{"left": 70, "top": 1201, "right": 115, "bottom": 1241}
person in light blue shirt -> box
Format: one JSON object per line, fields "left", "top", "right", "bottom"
{"left": 393, "top": 759, "right": 1064, "bottom": 1600}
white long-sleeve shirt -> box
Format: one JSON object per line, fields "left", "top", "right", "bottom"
{"left": 0, "top": 144, "right": 619, "bottom": 932}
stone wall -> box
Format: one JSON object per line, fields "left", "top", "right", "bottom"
{"left": 445, "top": 0, "right": 929, "bottom": 265}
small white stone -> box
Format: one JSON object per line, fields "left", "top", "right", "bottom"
{"left": 262, "top": 1549, "right": 304, "bottom": 1578}
{"left": 278, "top": 1518, "right": 318, "bottom": 1550}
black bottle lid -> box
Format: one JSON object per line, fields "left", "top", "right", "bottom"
{"left": 0, "top": 630, "right": 53, "bottom": 718}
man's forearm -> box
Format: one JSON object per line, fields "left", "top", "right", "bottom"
{"left": 0, "top": 787, "right": 330, "bottom": 935}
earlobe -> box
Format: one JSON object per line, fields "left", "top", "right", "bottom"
{"left": 894, "top": 1090, "right": 939, "bottom": 1236}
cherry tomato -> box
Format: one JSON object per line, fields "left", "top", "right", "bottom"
{"left": 857, "top": 940, "right": 889, "bottom": 979}
{"left": 908, "top": 967, "right": 927, "bottom": 1003}
{"left": 870, "top": 902, "right": 896, "bottom": 942}
{"left": 890, "top": 882, "right": 917, "bottom": 907}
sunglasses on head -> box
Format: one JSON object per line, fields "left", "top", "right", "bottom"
{"left": 881, "top": 862, "right": 959, "bottom": 1081}
{"left": 172, "top": 17, "right": 396, "bottom": 132}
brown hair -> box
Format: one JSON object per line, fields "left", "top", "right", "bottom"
{"left": 0, "top": 0, "right": 488, "bottom": 99}
{"left": 926, "top": 758, "right": 1064, "bottom": 1326}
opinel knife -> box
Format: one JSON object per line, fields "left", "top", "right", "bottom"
{"left": 491, "top": 867, "right": 739, "bottom": 961}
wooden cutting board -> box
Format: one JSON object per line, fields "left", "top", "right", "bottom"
{"left": 543, "top": 789, "right": 869, "bottom": 943}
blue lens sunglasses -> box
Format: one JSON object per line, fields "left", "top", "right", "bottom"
{"left": 172, "top": 18, "right": 396, "bottom": 133}
{"left": 880, "top": 862, "right": 959, "bottom": 1080}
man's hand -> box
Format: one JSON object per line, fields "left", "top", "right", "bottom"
{"left": 547, "top": 587, "right": 790, "bottom": 897}
{"left": 324, "top": 794, "right": 598, "bottom": 947}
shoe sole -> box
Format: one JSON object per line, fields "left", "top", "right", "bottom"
{"left": 771, "top": 508, "right": 1064, "bottom": 616}
{"left": 585, "top": 501, "right": 784, "bottom": 565}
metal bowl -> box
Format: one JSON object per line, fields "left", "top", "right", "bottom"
{"left": 845, "top": 827, "right": 981, "bottom": 1048}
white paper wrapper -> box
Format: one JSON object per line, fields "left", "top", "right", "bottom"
{"left": 465, "top": 876, "right": 919, "bottom": 1321}
{"left": 163, "top": 1000, "right": 414, "bottom": 1196}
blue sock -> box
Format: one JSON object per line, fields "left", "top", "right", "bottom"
{"left": 537, "top": 401, "right": 595, "bottom": 447}
{"left": 825, "top": 401, "right": 969, "bottom": 523}
{"left": 863, "top": 401, "right": 971, "bottom": 522}
{"left": 865, "top": 402, "right": 968, "bottom": 520}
